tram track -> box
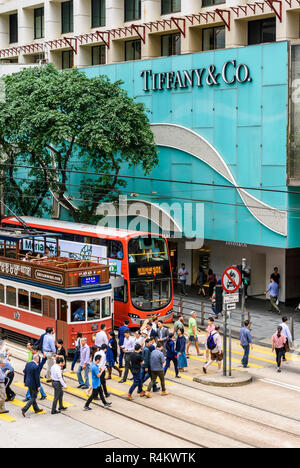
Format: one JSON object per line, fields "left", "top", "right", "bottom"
{"left": 6, "top": 341, "right": 300, "bottom": 448}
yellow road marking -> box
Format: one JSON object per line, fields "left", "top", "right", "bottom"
{"left": 0, "top": 412, "right": 16, "bottom": 422}
{"left": 8, "top": 398, "right": 47, "bottom": 414}
{"left": 109, "top": 373, "right": 175, "bottom": 387}
{"left": 14, "top": 382, "right": 73, "bottom": 408}
{"left": 165, "top": 369, "right": 194, "bottom": 381}
{"left": 189, "top": 355, "right": 264, "bottom": 369}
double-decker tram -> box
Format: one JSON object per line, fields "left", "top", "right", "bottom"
{"left": 3, "top": 217, "right": 174, "bottom": 328}
{"left": 0, "top": 226, "right": 113, "bottom": 352}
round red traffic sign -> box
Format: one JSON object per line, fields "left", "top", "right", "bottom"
{"left": 221, "top": 266, "right": 242, "bottom": 293}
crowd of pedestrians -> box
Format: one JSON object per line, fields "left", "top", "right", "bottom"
{"left": 0, "top": 306, "right": 296, "bottom": 418}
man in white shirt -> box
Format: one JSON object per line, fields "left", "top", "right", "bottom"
{"left": 119, "top": 332, "right": 135, "bottom": 383}
{"left": 95, "top": 324, "right": 108, "bottom": 348}
{"left": 51, "top": 357, "right": 67, "bottom": 415}
{"left": 280, "top": 316, "right": 293, "bottom": 361}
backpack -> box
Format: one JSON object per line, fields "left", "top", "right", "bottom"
{"left": 207, "top": 332, "right": 217, "bottom": 351}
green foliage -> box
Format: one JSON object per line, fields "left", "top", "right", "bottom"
{"left": 0, "top": 64, "right": 158, "bottom": 222}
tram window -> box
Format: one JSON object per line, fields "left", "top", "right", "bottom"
{"left": 71, "top": 301, "right": 86, "bottom": 322}
{"left": 43, "top": 296, "right": 55, "bottom": 319}
{"left": 87, "top": 299, "right": 100, "bottom": 321}
{"left": 0, "top": 284, "right": 4, "bottom": 303}
{"left": 101, "top": 297, "right": 111, "bottom": 318}
{"left": 31, "top": 293, "right": 42, "bottom": 314}
{"left": 18, "top": 289, "right": 29, "bottom": 310}
{"left": 6, "top": 287, "right": 16, "bottom": 306}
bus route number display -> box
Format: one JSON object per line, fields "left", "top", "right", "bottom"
{"left": 81, "top": 275, "right": 100, "bottom": 286}
{"left": 137, "top": 266, "right": 163, "bottom": 276}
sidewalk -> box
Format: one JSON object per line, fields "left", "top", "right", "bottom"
{"left": 173, "top": 286, "right": 300, "bottom": 348}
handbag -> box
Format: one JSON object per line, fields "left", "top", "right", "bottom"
{"left": 285, "top": 342, "right": 290, "bottom": 353}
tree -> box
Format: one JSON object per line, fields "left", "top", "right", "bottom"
{"left": 0, "top": 64, "right": 158, "bottom": 223}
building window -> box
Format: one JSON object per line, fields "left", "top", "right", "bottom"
{"left": 9, "top": 13, "right": 18, "bottom": 44}
{"left": 92, "top": 45, "right": 106, "bottom": 65}
{"left": 161, "top": 0, "right": 181, "bottom": 15}
{"left": 34, "top": 7, "right": 44, "bottom": 39}
{"left": 202, "top": 0, "right": 225, "bottom": 7}
{"left": 248, "top": 18, "right": 276, "bottom": 45}
{"left": 61, "top": 0, "right": 73, "bottom": 34}
{"left": 62, "top": 50, "right": 74, "bottom": 69}
{"left": 125, "top": 39, "right": 141, "bottom": 61}
{"left": 92, "top": 0, "right": 106, "bottom": 28}
{"left": 161, "top": 33, "right": 181, "bottom": 56}
{"left": 124, "top": 0, "right": 141, "bottom": 22}
{"left": 202, "top": 26, "right": 225, "bottom": 51}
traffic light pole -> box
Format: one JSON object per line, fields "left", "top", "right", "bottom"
{"left": 241, "top": 283, "right": 245, "bottom": 327}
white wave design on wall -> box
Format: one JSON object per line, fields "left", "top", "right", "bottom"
{"left": 151, "top": 123, "right": 287, "bottom": 237}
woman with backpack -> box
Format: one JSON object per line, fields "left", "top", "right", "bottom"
{"left": 272, "top": 326, "right": 287, "bottom": 373}
{"left": 205, "top": 317, "right": 215, "bottom": 362}
{"left": 203, "top": 325, "right": 223, "bottom": 374}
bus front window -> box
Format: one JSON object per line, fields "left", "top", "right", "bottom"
{"left": 130, "top": 278, "right": 171, "bottom": 311}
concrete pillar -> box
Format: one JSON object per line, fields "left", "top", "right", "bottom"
{"left": 108, "top": 39, "right": 124, "bottom": 63}
{"left": 18, "top": 7, "right": 34, "bottom": 45}
{"left": 0, "top": 14, "right": 9, "bottom": 49}
{"left": 182, "top": 0, "right": 202, "bottom": 16}
{"left": 143, "top": 0, "right": 161, "bottom": 22}
{"left": 49, "top": 49, "right": 62, "bottom": 68}
{"left": 142, "top": 33, "right": 161, "bottom": 59}
{"left": 44, "top": 0, "right": 61, "bottom": 41}
{"left": 106, "top": 0, "right": 124, "bottom": 29}
{"left": 226, "top": 19, "right": 247, "bottom": 48}
{"left": 74, "top": 0, "right": 91, "bottom": 35}
{"left": 75, "top": 44, "right": 92, "bottom": 67}
{"left": 277, "top": 8, "right": 299, "bottom": 41}
{"left": 183, "top": 26, "right": 202, "bottom": 54}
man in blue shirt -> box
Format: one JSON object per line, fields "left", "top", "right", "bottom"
{"left": 240, "top": 320, "right": 253, "bottom": 368}
{"left": 265, "top": 278, "right": 280, "bottom": 314}
{"left": 118, "top": 320, "right": 130, "bottom": 368}
{"left": 3, "top": 357, "right": 15, "bottom": 401}
{"left": 83, "top": 355, "right": 111, "bottom": 410}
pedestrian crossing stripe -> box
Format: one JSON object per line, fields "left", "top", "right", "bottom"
{"left": 8, "top": 398, "right": 47, "bottom": 414}
{"left": 0, "top": 412, "right": 16, "bottom": 422}
{"left": 63, "top": 372, "right": 127, "bottom": 397}
{"left": 165, "top": 369, "right": 194, "bottom": 381}
{"left": 189, "top": 355, "right": 264, "bottom": 369}
{"left": 13, "top": 382, "right": 74, "bottom": 408}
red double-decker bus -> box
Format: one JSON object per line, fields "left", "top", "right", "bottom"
{"left": 2, "top": 217, "right": 174, "bottom": 328}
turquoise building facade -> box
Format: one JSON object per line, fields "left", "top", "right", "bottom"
{"left": 74, "top": 40, "right": 299, "bottom": 301}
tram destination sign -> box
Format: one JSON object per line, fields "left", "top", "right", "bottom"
{"left": 81, "top": 275, "right": 100, "bottom": 286}
{"left": 141, "top": 60, "right": 252, "bottom": 92}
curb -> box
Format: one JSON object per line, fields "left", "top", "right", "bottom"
{"left": 193, "top": 371, "right": 252, "bottom": 387}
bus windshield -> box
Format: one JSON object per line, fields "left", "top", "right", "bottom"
{"left": 130, "top": 278, "right": 171, "bottom": 311}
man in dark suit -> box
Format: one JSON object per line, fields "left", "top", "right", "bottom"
{"left": 22, "top": 354, "right": 43, "bottom": 417}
